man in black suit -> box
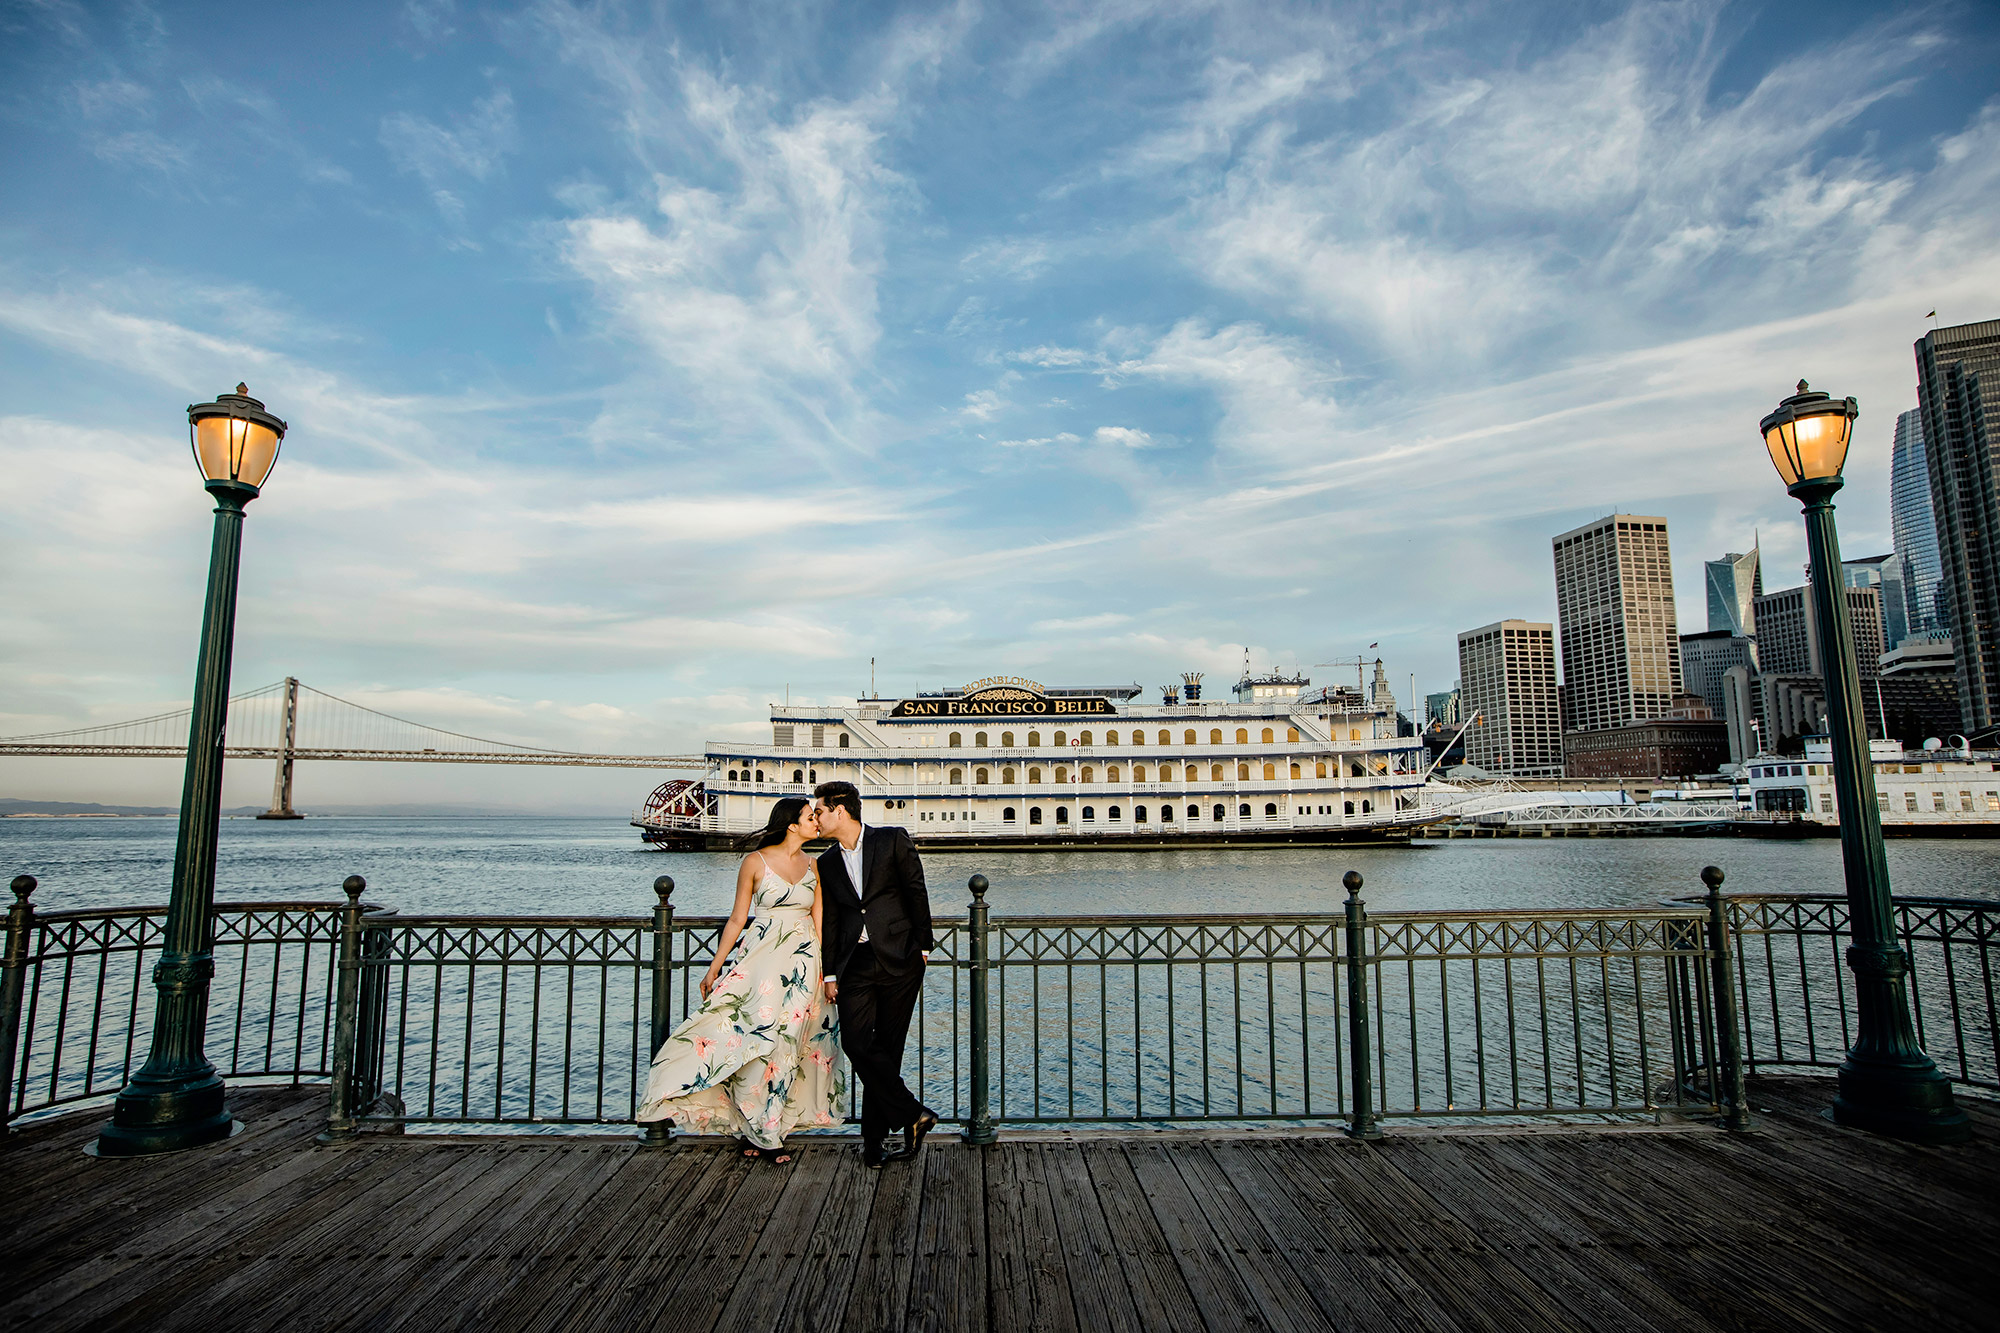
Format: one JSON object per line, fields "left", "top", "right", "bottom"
{"left": 812, "top": 780, "right": 939, "bottom": 1168}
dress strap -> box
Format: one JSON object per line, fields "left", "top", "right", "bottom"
{"left": 755, "top": 851, "right": 771, "bottom": 876}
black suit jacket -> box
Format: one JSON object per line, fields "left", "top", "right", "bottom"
{"left": 818, "top": 825, "right": 934, "bottom": 979}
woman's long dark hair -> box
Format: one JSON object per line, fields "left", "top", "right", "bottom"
{"left": 739, "top": 796, "right": 813, "bottom": 853}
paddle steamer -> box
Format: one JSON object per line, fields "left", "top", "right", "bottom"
{"left": 634, "top": 665, "right": 1441, "bottom": 849}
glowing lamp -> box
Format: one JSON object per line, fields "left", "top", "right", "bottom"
{"left": 188, "top": 384, "right": 288, "bottom": 492}
{"left": 1760, "top": 380, "right": 1857, "bottom": 489}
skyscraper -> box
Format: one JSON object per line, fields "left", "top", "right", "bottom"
{"left": 1752, "top": 582, "right": 1885, "bottom": 680}
{"left": 1456, "top": 621, "right": 1562, "bottom": 776}
{"left": 1705, "top": 548, "right": 1762, "bottom": 636}
{"left": 1890, "top": 408, "right": 1944, "bottom": 642}
{"left": 1552, "top": 514, "right": 1682, "bottom": 734}
{"left": 1916, "top": 319, "right": 2000, "bottom": 730}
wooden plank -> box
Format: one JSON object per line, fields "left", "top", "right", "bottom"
{"left": 1121, "top": 1143, "right": 1275, "bottom": 1332}
{"left": 473, "top": 1145, "right": 713, "bottom": 1333}
{"left": 1205, "top": 1141, "right": 1455, "bottom": 1333}
{"left": 710, "top": 1145, "right": 843, "bottom": 1330}
{"left": 1076, "top": 1142, "right": 1203, "bottom": 1333}
{"left": 984, "top": 1146, "right": 1079, "bottom": 1333}
{"left": 370, "top": 1142, "right": 634, "bottom": 1333}
{"left": 905, "top": 1143, "right": 987, "bottom": 1333}
{"left": 629, "top": 1148, "right": 795, "bottom": 1331}
{"left": 1038, "top": 1144, "right": 1144, "bottom": 1333}
{"left": 840, "top": 1152, "right": 924, "bottom": 1333}
{"left": 1162, "top": 1144, "right": 1335, "bottom": 1333}
{"left": 1387, "top": 1137, "right": 1702, "bottom": 1333}
{"left": 773, "top": 1142, "right": 880, "bottom": 1333}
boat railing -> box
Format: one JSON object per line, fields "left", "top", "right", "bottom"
{"left": 6, "top": 872, "right": 1992, "bottom": 1137}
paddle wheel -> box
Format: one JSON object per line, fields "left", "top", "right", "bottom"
{"left": 632, "top": 779, "right": 714, "bottom": 846}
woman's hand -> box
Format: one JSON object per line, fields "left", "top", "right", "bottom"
{"left": 700, "top": 967, "right": 720, "bottom": 999}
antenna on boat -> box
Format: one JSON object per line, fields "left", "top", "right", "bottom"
{"left": 870, "top": 657, "right": 876, "bottom": 699}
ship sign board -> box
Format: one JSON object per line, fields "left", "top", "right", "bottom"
{"left": 890, "top": 680, "right": 1115, "bottom": 718}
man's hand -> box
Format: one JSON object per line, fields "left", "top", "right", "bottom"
{"left": 823, "top": 978, "right": 839, "bottom": 1001}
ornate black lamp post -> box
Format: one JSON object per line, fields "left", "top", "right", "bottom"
{"left": 1760, "top": 380, "right": 1969, "bottom": 1143}
{"left": 95, "top": 386, "right": 287, "bottom": 1157}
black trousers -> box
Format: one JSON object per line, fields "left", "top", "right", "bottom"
{"left": 835, "top": 945, "right": 924, "bottom": 1141}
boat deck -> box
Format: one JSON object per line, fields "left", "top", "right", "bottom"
{"left": 5, "top": 1079, "right": 1996, "bottom": 1331}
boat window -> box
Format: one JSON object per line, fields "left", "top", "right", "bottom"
{"left": 1351, "top": 761, "right": 1365, "bottom": 777}
{"left": 1003, "top": 806, "right": 1016, "bottom": 822}
{"left": 1055, "top": 767, "right": 1068, "bottom": 782}
{"left": 976, "top": 768, "right": 990, "bottom": 784}
{"left": 1002, "top": 766, "right": 1016, "bottom": 783}
{"left": 1184, "top": 730, "right": 1196, "bottom": 745}
{"left": 1054, "top": 731, "right": 1066, "bottom": 747}
{"left": 1132, "top": 764, "right": 1147, "bottom": 781}
{"left": 1316, "top": 762, "right": 1327, "bottom": 778}
{"left": 1029, "top": 807, "right": 1043, "bottom": 824}
{"left": 1027, "top": 730, "right": 1041, "bottom": 747}
{"left": 1109, "top": 805, "right": 1122, "bottom": 821}
{"left": 727, "top": 769, "right": 738, "bottom": 781}
{"left": 1082, "top": 806, "right": 1095, "bottom": 821}
{"left": 1159, "top": 805, "right": 1172, "bottom": 821}
{"left": 1001, "top": 731, "right": 1014, "bottom": 746}
{"left": 1212, "top": 804, "right": 1225, "bottom": 821}
{"left": 949, "top": 732, "right": 962, "bottom": 747}
{"left": 1160, "top": 730, "right": 1171, "bottom": 745}
{"left": 1135, "top": 805, "right": 1148, "bottom": 821}
{"left": 1081, "top": 731, "right": 1094, "bottom": 745}
{"left": 949, "top": 768, "right": 963, "bottom": 784}
{"left": 1054, "top": 807, "right": 1068, "bottom": 824}
{"left": 1264, "top": 803, "right": 1277, "bottom": 817}
{"left": 1290, "top": 763, "right": 1302, "bottom": 779}
{"left": 1238, "top": 803, "right": 1251, "bottom": 817}
{"left": 976, "top": 731, "right": 989, "bottom": 747}
{"left": 1236, "top": 728, "right": 1249, "bottom": 744}
{"left": 792, "top": 769, "right": 804, "bottom": 783}
{"left": 1209, "top": 729, "right": 1222, "bottom": 744}
{"left": 1261, "top": 728, "right": 1274, "bottom": 743}
{"left": 838, "top": 734, "right": 849, "bottom": 748}
{"left": 756, "top": 770, "right": 766, "bottom": 782}
{"left": 1108, "top": 765, "right": 1121, "bottom": 781}
{"left": 1082, "top": 765, "right": 1095, "bottom": 783}
{"left": 1187, "top": 765, "right": 1199, "bottom": 781}
{"left": 1344, "top": 801, "right": 1354, "bottom": 815}
{"left": 1262, "top": 763, "right": 1275, "bottom": 780}
{"left": 1362, "top": 799, "right": 1372, "bottom": 813}
{"left": 1188, "top": 804, "right": 1200, "bottom": 820}
{"left": 1287, "top": 727, "right": 1300, "bottom": 742}
{"left": 1238, "top": 763, "right": 1250, "bottom": 780}
{"left": 1029, "top": 767, "right": 1043, "bottom": 784}
{"left": 1349, "top": 729, "right": 1360, "bottom": 742}
{"left": 1211, "top": 764, "right": 1225, "bottom": 781}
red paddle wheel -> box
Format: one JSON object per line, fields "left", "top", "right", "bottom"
{"left": 634, "top": 779, "right": 713, "bottom": 845}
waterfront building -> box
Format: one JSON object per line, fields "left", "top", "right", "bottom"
{"left": 1552, "top": 515, "right": 1683, "bottom": 742}
{"left": 1752, "top": 582, "right": 1885, "bottom": 680}
{"left": 1745, "top": 737, "right": 2000, "bottom": 829}
{"left": 1456, "top": 621, "right": 1562, "bottom": 777}
{"left": 1916, "top": 319, "right": 2000, "bottom": 730}
{"left": 1424, "top": 687, "right": 1461, "bottom": 728}
{"left": 1705, "top": 548, "right": 1762, "bottom": 636}
{"left": 1890, "top": 408, "right": 1945, "bottom": 643}
{"left": 1679, "top": 630, "right": 1758, "bottom": 717}
{"left": 1876, "top": 552, "right": 1913, "bottom": 650}
{"left": 1757, "top": 675, "right": 1829, "bottom": 751}
{"left": 1881, "top": 634, "right": 1955, "bottom": 676}
{"left": 1560, "top": 695, "right": 1728, "bottom": 779}
{"left": 1721, "top": 665, "right": 1758, "bottom": 763}
{"left": 636, "top": 670, "right": 1433, "bottom": 847}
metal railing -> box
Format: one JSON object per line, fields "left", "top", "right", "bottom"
{"left": 1713, "top": 891, "right": 1999, "bottom": 1093}
{"left": 1, "top": 875, "right": 348, "bottom": 1125}
{"left": 12, "top": 865, "right": 1994, "bottom": 1140}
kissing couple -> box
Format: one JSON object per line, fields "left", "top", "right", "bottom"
{"left": 636, "top": 781, "right": 941, "bottom": 1168}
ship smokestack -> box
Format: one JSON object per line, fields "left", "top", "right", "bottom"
{"left": 1181, "top": 671, "right": 1204, "bottom": 704}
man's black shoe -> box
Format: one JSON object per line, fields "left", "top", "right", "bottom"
{"left": 903, "top": 1106, "right": 939, "bottom": 1158}
{"left": 862, "top": 1136, "right": 891, "bottom": 1169}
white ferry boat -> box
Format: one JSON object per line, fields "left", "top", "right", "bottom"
{"left": 634, "top": 666, "right": 1440, "bottom": 849}
{"left": 1744, "top": 737, "right": 2000, "bottom": 835}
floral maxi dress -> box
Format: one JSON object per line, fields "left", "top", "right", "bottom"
{"left": 636, "top": 862, "right": 848, "bottom": 1147}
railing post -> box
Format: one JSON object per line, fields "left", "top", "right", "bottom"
{"left": 353, "top": 905, "right": 392, "bottom": 1116}
{"left": 1342, "top": 871, "right": 1381, "bottom": 1141}
{"left": 641, "top": 875, "right": 675, "bottom": 1148}
{"left": 1, "top": 875, "right": 36, "bottom": 1132}
{"left": 963, "top": 874, "right": 997, "bottom": 1145}
{"left": 318, "top": 875, "right": 367, "bottom": 1144}
{"left": 1702, "top": 866, "right": 1751, "bottom": 1132}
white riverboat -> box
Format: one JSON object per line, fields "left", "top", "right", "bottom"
{"left": 634, "top": 667, "right": 1440, "bottom": 849}
{"left": 1744, "top": 737, "right": 2000, "bottom": 834}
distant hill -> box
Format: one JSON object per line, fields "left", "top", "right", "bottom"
{"left": 3, "top": 799, "right": 622, "bottom": 818}
{"left": 1, "top": 799, "right": 178, "bottom": 816}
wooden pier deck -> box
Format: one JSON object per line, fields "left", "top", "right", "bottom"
{"left": 5, "top": 1081, "right": 1996, "bottom": 1332}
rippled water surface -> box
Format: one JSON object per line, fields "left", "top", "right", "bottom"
{"left": 7, "top": 816, "right": 2000, "bottom": 916}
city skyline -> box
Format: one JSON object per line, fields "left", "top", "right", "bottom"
{"left": 3, "top": 1, "right": 1998, "bottom": 810}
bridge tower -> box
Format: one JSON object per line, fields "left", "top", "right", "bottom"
{"left": 256, "top": 676, "right": 304, "bottom": 820}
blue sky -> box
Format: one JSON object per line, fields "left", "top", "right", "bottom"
{"left": 3, "top": 0, "right": 1997, "bottom": 811}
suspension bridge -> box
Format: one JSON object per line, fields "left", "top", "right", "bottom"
{"left": 0, "top": 678, "right": 702, "bottom": 817}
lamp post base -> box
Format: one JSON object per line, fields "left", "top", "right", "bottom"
{"left": 93, "top": 1069, "right": 234, "bottom": 1157}
{"left": 1831, "top": 1057, "right": 1972, "bottom": 1144}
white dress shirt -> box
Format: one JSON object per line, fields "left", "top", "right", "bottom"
{"left": 842, "top": 824, "right": 868, "bottom": 944}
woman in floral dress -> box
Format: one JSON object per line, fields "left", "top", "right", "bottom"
{"left": 637, "top": 797, "right": 847, "bottom": 1162}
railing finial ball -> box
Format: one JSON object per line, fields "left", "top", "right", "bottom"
{"left": 1701, "top": 865, "right": 1725, "bottom": 890}
{"left": 969, "top": 873, "right": 988, "bottom": 900}
{"left": 341, "top": 874, "right": 366, "bottom": 902}
{"left": 653, "top": 875, "right": 675, "bottom": 902}
{"left": 10, "top": 874, "right": 35, "bottom": 904}
{"left": 1342, "top": 870, "right": 1363, "bottom": 896}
